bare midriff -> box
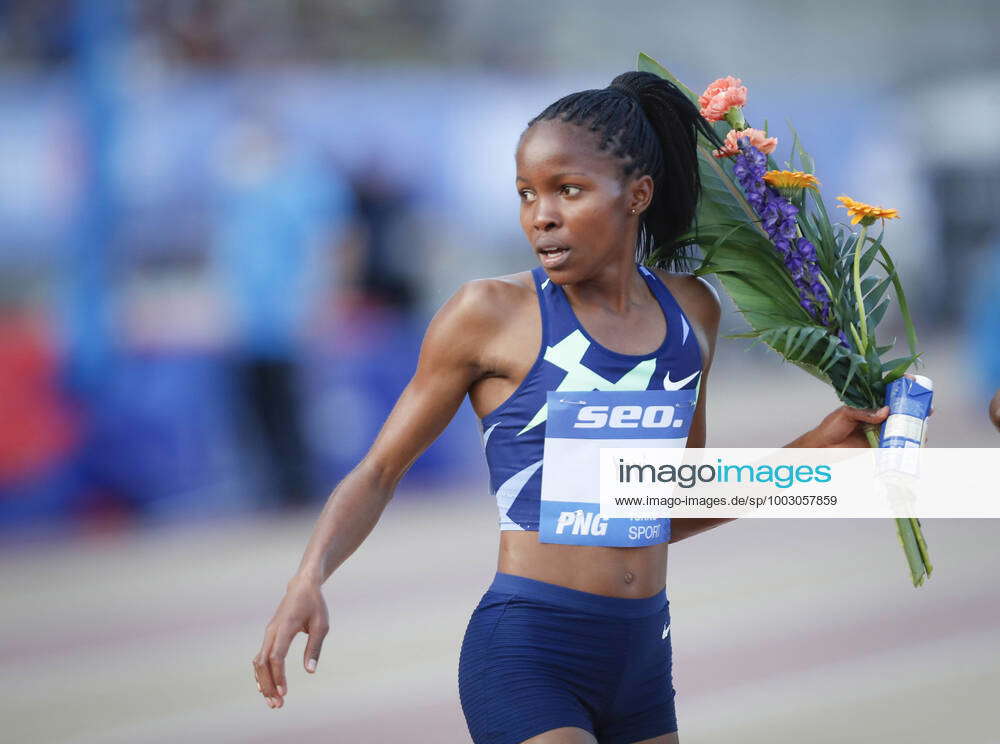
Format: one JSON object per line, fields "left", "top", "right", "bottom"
{"left": 497, "top": 531, "right": 668, "bottom": 598}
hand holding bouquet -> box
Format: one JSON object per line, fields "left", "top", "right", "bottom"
{"left": 637, "top": 53, "right": 933, "bottom": 586}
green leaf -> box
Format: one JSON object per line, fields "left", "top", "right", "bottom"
{"left": 713, "top": 275, "right": 800, "bottom": 317}
{"left": 864, "top": 276, "right": 893, "bottom": 310}
{"left": 817, "top": 335, "right": 842, "bottom": 370}
{"left": 883, "top": 353, "right": 922, "bottom": 384}
{"left": 753, "top": 325, "right": 850, "bottom": 378}
{"left": 785, "top": 119, "right": 815, "bottom": 174}
{"left": 781, "top": 326, "right": 822, "bottom": 359}
{"left": 848, "top": 323, "right": 865, "bottom": 353}
{"left": 698, "top": 221, "right": 761, "bottom": 268}
{"left": 875, "top": 250, "right": 919, "bottom": 360}
{"left": 637, "top": 53, "right": 701, "bottom": 106}
{"left": 790, "top": 359, "right": 832, "bottom": 386}
{"left": 858, "top": 230, "right": 884, "bottom": 275}
{"left": 867, "top": 298, "right": 891, "bottom": 330}
{"left": 803, "top": 194, "right": 838, "bottom": 272}
{"left": 839, "top": 358, "right": 861, "bottom": 398}
{"left": 864, "top": 336, "right": 882, "bottom": 372}
{"left": 786, "top": 128, "right": 800, "bottom": 171}
{"left": 859, "top": 276, "right": 879, "bottom": 297}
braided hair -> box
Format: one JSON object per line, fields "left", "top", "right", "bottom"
{"left": 525, "top": 70, "right": 724, "bottom": 272}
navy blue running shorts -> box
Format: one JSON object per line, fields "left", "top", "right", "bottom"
{"left": 458, "top": 572, "right": 677, "bottom": 744}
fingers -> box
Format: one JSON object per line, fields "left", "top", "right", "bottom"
{"left": 253, "top": 615, "right": 326, "bottom": 709}
{"left": 844, "top": 404, "right": 889, "bottom": 422}
{"left": 304, "top": 618, "right": 330, "bottom": 674}
{"left": 267, "top": 625, "right": 299, "bottom": 704}
{"left": 253, "top": 626, "right": 284, "bottom": 709}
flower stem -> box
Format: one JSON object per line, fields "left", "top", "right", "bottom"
{"left": 848, "top": 323, "right": 864, "bottom": 354}
{"left": 852, "top": 224, "right": 870, "bottom": 353}
{"left": 911, "top": 517, "right": 933, "bottom": 577}
{"left": 865, "top": 421, "right": 930, "bottom": 587}
{"left": 896, "top": 518, "right": 926, "bottom": 587}
{"left": 863, "top": 424, "right": 880, "bottom": 448}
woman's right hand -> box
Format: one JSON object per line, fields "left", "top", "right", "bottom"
{"left": 252, "top": 576, "right": 329, "bottom": 709}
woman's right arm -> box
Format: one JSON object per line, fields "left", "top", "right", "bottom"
{"left": 252, "top": 279, "right": 508, "bottom": 709}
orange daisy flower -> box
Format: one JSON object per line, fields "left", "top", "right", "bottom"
{"left": 763, "top": 170, "right": 821, "bottom": 191}
{"left": 836, "top": 195, "right": 900, "bottom": 225}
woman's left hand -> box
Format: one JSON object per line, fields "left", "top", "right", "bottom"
{"left": 802, "top": 404, "right": 890, "bottom": 448}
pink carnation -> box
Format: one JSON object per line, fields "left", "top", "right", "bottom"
{"left": 712, "top": 127, "right": 778, "bottom": 158}
{"left": 698, "top": 76, "right": 748, "bottom": 122}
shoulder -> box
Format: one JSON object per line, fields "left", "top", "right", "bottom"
{"left": 422, "top": 270, "right": 536, "bottom": 361}
{"left": 455, "top": 271, "right": 536, "bottom": 310}
{"left": 650, "top": 268, "right": 721, "bottom": 331}
{"left": 442, "top": 271, "right": 536, "bottom": 329}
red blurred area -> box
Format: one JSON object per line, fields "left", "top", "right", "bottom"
{"left": 0, "top": 313, "right": 80, "bottom": 485}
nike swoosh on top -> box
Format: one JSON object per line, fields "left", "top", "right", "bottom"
{"left": 663, "top": 370, "right": 699, "bottom": 391}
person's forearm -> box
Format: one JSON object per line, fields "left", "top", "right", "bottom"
{"left": 990, "top": 390, "right": 1000, "bottom": 432}
{"left": 291, "top": 458, "right": 395, "bottom": 587}
{"left": 783, "top": 430, "right": 819, "bottom": 448}
{"left": 669, "top": 518, "right": 736, "bottom": 543}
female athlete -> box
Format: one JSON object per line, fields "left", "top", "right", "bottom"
{"left": 251, "top": 70, "right": 891, "bottom": 743}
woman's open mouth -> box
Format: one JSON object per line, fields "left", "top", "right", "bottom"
{"left": 537, "top": 244, "right": 571, "bottom": 268}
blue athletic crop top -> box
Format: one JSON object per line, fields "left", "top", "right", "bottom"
{"left": 480, "top": 263, "right": 703, "bottom": 531}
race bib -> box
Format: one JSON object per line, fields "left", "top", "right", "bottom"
{"left": 539, "top": 389, "right": 697, "bottom": 546}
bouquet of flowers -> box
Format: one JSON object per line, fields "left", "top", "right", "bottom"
{"left": 637, "top": 53, "right": 932, "bottom": 587}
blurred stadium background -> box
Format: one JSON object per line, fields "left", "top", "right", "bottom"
{"left": 1, "top": 1, "right": 998, "bottom": 742}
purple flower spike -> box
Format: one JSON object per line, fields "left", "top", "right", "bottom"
{"left": 780, "top": 201, "right": 799, "bottom": 219}
{"left": 762, "top": 206, "right": 781, "bottom": 232}
{"left": 778, "top": 220, "right": 798, "bottom": 240}
{"left": 732, "top": 141, "right": 838, "bottom": 332}
{"left": 796, "top": 238, "right": 817, "bottom": 261}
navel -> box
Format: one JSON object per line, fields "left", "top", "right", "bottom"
{"left": 623, "top": 570, "right": 635, "bottom": 584}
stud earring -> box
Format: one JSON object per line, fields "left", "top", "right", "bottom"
{"left": 630, "top": 208, "right": 637, "bottom": 215}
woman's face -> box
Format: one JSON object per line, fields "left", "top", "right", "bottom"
{"left": 515, "top": 118, "right": 650, "bottom": 284}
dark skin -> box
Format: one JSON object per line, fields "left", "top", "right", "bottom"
{"left": 252, "top": 119, "right": 894, "bottom": 743}
{"left": 990, "top": 390, "right": 1000, "bottom": 432}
